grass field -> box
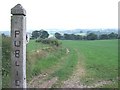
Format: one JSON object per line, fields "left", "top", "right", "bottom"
{"left": 27, "top": 39, "right": 118, "bottom": 88}
{"left": 61, "top": 40, "right": 118, "bottom": 87}
{"left": 2, "top": 38, "right": 118, "bottom": 88}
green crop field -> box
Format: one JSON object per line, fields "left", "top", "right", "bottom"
{"left": 27, "top": 39, "right": 118, "bottom": 88}
{"left": 61, "top": 40, "right": 118, "bottom": 87}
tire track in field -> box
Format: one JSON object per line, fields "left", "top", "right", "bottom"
{"left": 61, "top": 49, "right": 117, "bottom": 88}
{"left": 61, "top": 49, "right": 86, "bottom": 88}
{"left": 28, "top": 48, "right": 70, "bottom": 88}
{"left": 50, "top": 48, "right": 81, "bottom": 88}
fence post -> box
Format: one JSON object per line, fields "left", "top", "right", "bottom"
{"left": 11, "top": 4, "right": 26, "bottom": 88}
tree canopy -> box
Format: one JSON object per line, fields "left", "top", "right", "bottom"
{"left": 55, "top": 33, "right": 62, "bottom": 39}
{"left": 87, "top": 33, "right": 98, "bottom": 40}
{"left": 32, "top": 29, "right": 49, "bottom": 39}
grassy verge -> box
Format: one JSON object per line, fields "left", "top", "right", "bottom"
{"left": 26, "top": 40, "right": 66, "bottom": 81}
{"left": 2, "top": 37, "right": 11, "bottom": 88}
{"left": 27, "top": 40, "right": 79, "bottom": 88}
{"left": 27, "top": 40, "right": 50, "bottom": 52}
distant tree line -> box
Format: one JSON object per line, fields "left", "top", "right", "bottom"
{"left": 55, "top": 32, "right": 119, "bottom": 40}
{"left": 31, "top": 29, "right": 119, "bottom": 41}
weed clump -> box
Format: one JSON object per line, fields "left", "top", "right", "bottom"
{"left": 2, "top": 36, "right": 11, "bottom": 88}
{"left": 36, "top": 38, "right": 62, "bottom": 47}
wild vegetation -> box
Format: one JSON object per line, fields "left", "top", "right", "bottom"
{"left": 36, "top": 38, "right": 61, "bottom": 47}
{"left": 28, "top": 39, "right": 118, "bottom": 88}
{"left": 31, "top": 29, "right": 49, "bottom": 39}
{"left": 26, "top": 40, "right": 65, "bottom": 81}
{"left": 55, "top": 32, "right": 119, "bottom": 40}
{"left": 2, "top": 34, "right": 118, "bottom": 88}
{"left": 2, "top": 37, "right": 11, "bottom": 87}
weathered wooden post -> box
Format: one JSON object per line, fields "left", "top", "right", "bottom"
{"left": 11, "top": 4, "right": 26, "bottom": 88}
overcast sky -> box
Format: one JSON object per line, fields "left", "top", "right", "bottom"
{"left": 0, "top": 0, "right": 119, "bottom": 31}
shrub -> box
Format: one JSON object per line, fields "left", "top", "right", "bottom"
{"left": 2, "top": 36, "right": 11, "bottom": 88}
{"left": 36, "top": 38, "right": 62, "bottom": 47}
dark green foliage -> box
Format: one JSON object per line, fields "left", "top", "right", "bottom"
{"left": 108, "top": 32, "right": 118, "bottom": 39}
{"left": 55, "top": 33, "right": 62, "bottom": 39}
{"left": 87, "top": 33, "right": 98, "bottom": 40}
{"left": 39, "top": 30, "right": 49, "bottom": 39}
{"left": 99, "top": 32, "right": 118, "bottom": 40}
{"left": 55, "top": 32, "right": 118, "bottom": 41}
{"left": 64, "top": 34, "right": 70, "bottom": 40}
{"left": 2, "top": 36, "right": 11, "bottom": 88}
{"left": 36, "top": 38, "right": 61, "bottom": 47}
{"left": 1, "top": 33, "right": 6, "bottom": 38}
{"left": 32, "top": 29, "right": 49, "bottom": 39}
{"left": 83, "top": 36, "right": 87, "bottom": 40}
{"left": 63, "top": 34, "right": 83, "bottom": 40}
{"left": 100, "top": 34, "right": 109, "bottom": 40}
{"left": 75, "top": 35, "right": 82, "bottom": 40}
{"left": 31, "top": 30, "right": 40, "bottom": 39}
{"left": 70, "top": 34, "right": 76, "bottom": 40}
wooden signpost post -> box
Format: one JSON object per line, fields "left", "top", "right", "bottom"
{"left": 11, "top": 4, "right": 26, "bottom": 88}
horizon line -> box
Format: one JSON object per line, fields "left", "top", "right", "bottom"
{"left": 0, "top": 28, "right": 118, "bottom": 32}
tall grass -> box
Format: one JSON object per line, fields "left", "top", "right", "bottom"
{"left": 2, "top": 37, "right": 11, "bottom": 88}
{"left": 32, "top": 48, "right": 65, "bottom": 74}
{"left": 26, "top": 40, "right": 66, "bottom": 81}
{"left": 27, "top": 40, "right": 79, "bottom": 87}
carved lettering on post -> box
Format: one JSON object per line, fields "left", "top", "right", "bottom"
{"left": 11, "top": 4, "right": 26, "bottom": 88}
{"left": 15, "top": 50, "right": 20, "bottom": 58}
{"left": 15, "top": 31, "right": 20, "bottom": 38}
{"left": 15, "top": 61, "right": 20, "bottom": 66}
{"left": 14, "top": 41, "right": 21, "bottom": 47}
